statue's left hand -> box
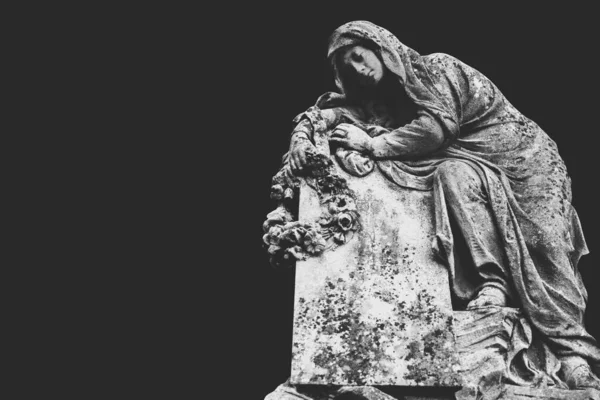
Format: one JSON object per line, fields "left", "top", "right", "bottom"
{"left": 330, "top": 123, "right": 373, "bottom": 154}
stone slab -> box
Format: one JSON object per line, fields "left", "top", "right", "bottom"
{"left": 500, "top": 384, "right": 600, "bottom": 399}
{"left": 290, "top": 163, "right": 459, "bottom": 386}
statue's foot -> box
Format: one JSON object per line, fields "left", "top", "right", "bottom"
{"left": 562, "top": 358, "right": 600, "bottom": 390}
{"left": 466, "top": 286, "right": 508, "bottom": 310}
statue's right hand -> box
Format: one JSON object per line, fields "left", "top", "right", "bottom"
{"left": 290, "top": 140, "right": 315, "bottom": 174}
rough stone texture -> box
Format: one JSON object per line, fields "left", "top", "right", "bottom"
{"left": 499, "top": 384, "right": 600, "bottom": 399}
{"left": 452, "top": 308, "right": 600, "bottom": 399}
{"left": 453, "top": 308, "right": 520, "bottom": 388}
{"left": 290, "top": 163, "right": 460, "bottom": 386}
{"left": 403, "top": 397, "right": 453, "bottom": 400}
{"left": 267, "top": 306, "right": 600, "bottom": 399}
{"left": 264, "top": 381, "right": 403, "bottom": 400}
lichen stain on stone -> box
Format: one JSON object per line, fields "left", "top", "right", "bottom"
{"left": 293, "top": 165, "right": 458, "bottom": 385}
{"left": 359, "top": 187, "right": 382, "bottom": 216}
{"left": 293, "top": 220, "right": 458, "bottom": 385}
{"left": 403, "top": 318, "right": 461, "bottom": 386}
{"left": 314, "top": 250, "right": 398, "bottom": 383}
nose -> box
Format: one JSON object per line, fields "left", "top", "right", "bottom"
{"left": 352, "top": 61, "right": 366, "bottom": 75}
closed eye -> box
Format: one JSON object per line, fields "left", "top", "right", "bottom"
{"left": 351, "top": 51, "right": 363, "bottom": 62}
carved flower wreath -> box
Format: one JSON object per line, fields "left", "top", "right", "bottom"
{"left": 263, "top": 150, "right": 361, "bottom": 268}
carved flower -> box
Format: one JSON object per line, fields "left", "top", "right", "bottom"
{"left": 270, "top": 184, "right": 284, "bottom": 200}
{"left": 279, "top": 222, "right": 306, "bottom": 244}
{"left": 264, "top": 150, "right": 361, "bottom": 265}
{"left": 305, "top": 152, "right": 334, "bottom": 176}
{"left": 279, "top": 230, "right": 298, "bottom": 245}
{"left": 303, "top": 229, "right": 326, "bottom": 255}
{"left": 334, "top": 232, "right": 346, "bottom": 244}
{"left": 263, "top": 225, "right": 284, "bottom": 246}
{"left": 284, "top": 188, "right": 294, "bottom": 200}
{"left": 287, "top": 245, "right": 306, "bottom": 260}
{"left": 317, "top": 175, "right": 348, "bottom": 193}
{"left": 336, "top": 212, "right": 354, "bottom": 232}
{"left": 268, "top": 244, "right": 281, "bottom": 255}
{"left": 318, "top": 213, "right": 334, "bottom": 226}
{"left": 263, "top": 206, "right": 294, "bottom": 232}
{"left": 327, "top": 194, "right": 356, "bottom": 214}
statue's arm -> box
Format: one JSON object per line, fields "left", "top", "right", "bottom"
{"left": 365, "top": 52, "right": 506, "bottom": 161}
{"left": 289, "top": 109, "right": 340, "bottom": 147}
{"left": 283, "top": 107, "right": 337, "bottom": 172}
{"left": 291, "top": 107, "right": 350, "bottom": 141}
{"left": 367, "top": 109, "right": 448, "bottom": 160}
{"left": 287, "top": 106, "right": 356, "bottom": 172}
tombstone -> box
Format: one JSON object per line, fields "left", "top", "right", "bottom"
{"left": 291, "top": 158, "right": 460, "bottom": 387}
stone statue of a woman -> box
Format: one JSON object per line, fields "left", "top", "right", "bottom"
{"left": 266, "top": 20, "right": 600, "bottom": 398}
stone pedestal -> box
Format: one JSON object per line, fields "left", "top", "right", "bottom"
{"left": 499, "top": 385, "right": 600, "bottom": 399}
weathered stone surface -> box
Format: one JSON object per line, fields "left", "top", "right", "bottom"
{"left": 451, "top": 308, "right": 600, "bottom": 399}
{"left": 263, "top": 18, "right": 600, "bottom": 400}
{"left": 290, "top": 163, "right": 459, "bottom": 386}
{"left": 264, "top": 381, "right": 399, "bottom": 400}
{"left": 453, "top": 308, "right": 520, "bottom": 389}
{"left": 499, "top": 384, "right": 600, "bottom": 399}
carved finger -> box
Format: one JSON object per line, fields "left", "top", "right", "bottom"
{"left": 295, "top": 152, "right": 304, "bottom": 170}
{"left": 338, "top": 124, "right": 355, "bottom": 133}
{"left": 299, "top": 148, "right": 307, "bottom": 167}
{"left": 284, "top": 165, "right": 294, "bottom": 178}
{"left": 331, "top": 129, "right": 347, "bottom": 139}
{"left": 290, "top": 154, "right": 298, "bottom": 171}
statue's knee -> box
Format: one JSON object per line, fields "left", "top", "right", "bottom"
{"left": 434, "top": 161, "right": 480, "bottom": 194}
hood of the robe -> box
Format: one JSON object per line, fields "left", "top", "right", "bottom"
{"left": 326, "top": 20, "right": 458, "bottom": 136}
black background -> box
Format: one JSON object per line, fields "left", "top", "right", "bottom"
{"left": 47, "top": 3, "right": 600, "bottom": 399}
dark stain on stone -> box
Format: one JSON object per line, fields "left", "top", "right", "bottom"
{"left": 295, "top": 208, "right": 459, "bottom": 385}
{"left": 403, "top": 327, "right": 461, "bottom": 386}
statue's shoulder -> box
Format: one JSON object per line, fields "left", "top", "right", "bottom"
{"left": 423, "top": 53, "right": 466, "bottom": 72}
{"left": 422, "top": 53, "right": 484, "bottom": 89}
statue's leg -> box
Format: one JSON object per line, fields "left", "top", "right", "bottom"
{"left": 433, "top": 160, "right": 511, "bottom": 308}
{"left": 511, "top": 162, "right": 600, "bottom": 389}
{"left": 434, "top": 160, "right": 600, "bottom": 389}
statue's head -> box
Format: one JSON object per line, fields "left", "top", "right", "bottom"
{"left": 327, "top": 20, "right": 460, "bottom": 134}
{"left": 333, "top": 43, "right": 386, "bottom": 90}
{"left": 328, "top": 21, "right": 407, "bottom": 99}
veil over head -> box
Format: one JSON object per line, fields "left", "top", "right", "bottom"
{"left": 326, "top": 20, "right": 459, "bottom": 137}
{"left": 287, "top": 21, "right": 600, "bottom": 389}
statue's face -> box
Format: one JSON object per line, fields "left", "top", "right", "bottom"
{"left": 340, "top": 45, "right": 384, "bottom": 87}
